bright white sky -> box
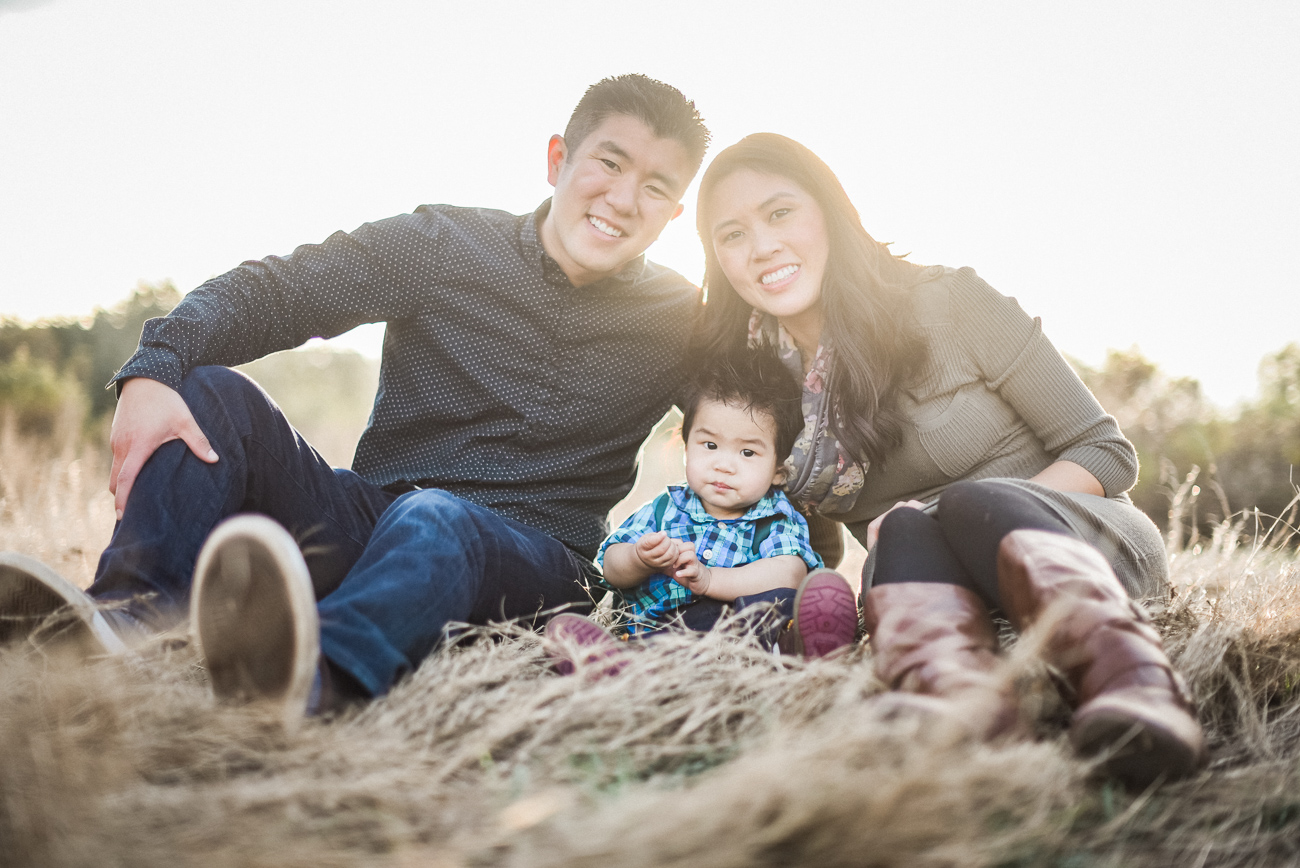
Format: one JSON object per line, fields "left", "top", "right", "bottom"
{"left": 1, "top": 1, "right": 1296, "bottom": 408}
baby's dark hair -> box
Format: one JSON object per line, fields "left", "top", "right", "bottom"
{"left": 680, "top": 345, "right": 804, "bottom": 461}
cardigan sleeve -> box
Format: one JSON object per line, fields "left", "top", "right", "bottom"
{"left": 948, "top": 268, "right": 1139, "bottom": 496}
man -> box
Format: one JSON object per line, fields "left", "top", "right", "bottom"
{"left": 0, "top": 74, "right": 709, "bottom": 722}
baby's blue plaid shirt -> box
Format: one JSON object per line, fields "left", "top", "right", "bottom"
{"left": 595, "top": 485, "right": 823, "bottom": 634}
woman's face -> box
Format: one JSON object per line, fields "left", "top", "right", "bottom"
{"left": 706, "top": 169, "right": 829, "bottom": 345}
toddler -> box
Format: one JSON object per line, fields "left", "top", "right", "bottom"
{"left": 546, "top": 348, "right": 858, "bottom": 666}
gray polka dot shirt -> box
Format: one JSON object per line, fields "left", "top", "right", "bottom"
{"left": 113, "top": 201, "right": 701, "bottom": 560}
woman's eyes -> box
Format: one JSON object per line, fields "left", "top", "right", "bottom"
{"left": 717, "top": 208, "right": 791, "bottom": 244}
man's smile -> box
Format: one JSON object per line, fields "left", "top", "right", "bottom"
{"left": 588, "top": 215, "right": 624, "bottom": 238}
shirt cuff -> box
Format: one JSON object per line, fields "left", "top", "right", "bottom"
{"left": 108, "top": 346, "right": 186, "bottom": 395}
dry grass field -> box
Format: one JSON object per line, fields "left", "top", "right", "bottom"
{"left": 3, "top": 415, "right": 1300, "bottom": 868}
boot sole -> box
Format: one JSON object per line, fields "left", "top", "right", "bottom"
{"left": 1071, "top": 703, "right": 1207, "bottom": 788}
{"left": 191, "top": 515, "right": 318, "bottom": 728}
{"left": 790, "top": 569, "right": 858, "bottom": 658}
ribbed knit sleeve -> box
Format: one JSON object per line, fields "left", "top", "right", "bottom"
{"left": 949, "top": 268, "right": 1138, "bottom": 496}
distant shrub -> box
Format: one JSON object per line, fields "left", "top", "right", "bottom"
{"left": 0, "top": 345, "right": 86, "bottom": 436}
{"left": 0, "top": 282, "right": 181, "bottom": 427}
{"left": 1073, "top": 345, "right": 1299, "bottom": 546}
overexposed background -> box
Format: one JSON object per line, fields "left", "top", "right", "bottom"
{"left": 2, "top": 0, "right": 1296, "bottom": 410}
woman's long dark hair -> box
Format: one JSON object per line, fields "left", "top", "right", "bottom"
{"left": 694, "top": 133, "right": 928, "bottom": 467}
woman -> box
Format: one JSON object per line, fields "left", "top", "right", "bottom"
{"left": 694, "top": 133, "right": 1206, "bottom": 788}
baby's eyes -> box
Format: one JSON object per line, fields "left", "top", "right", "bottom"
{"left": 698, "top": 442, "right": 760, "bottom": 457}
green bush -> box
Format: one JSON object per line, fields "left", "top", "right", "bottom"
{"left": 0, "top": 282, "right": 181, "bottom": 429}
{"left": 0, "top": 345, "right": 86, "bottom": 435}
{"left": 1073, "top": 345, "right": 1299, "bottom": 543}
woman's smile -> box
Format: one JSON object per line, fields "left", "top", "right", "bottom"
{"left": 760, "top": 264, "right": 800, "bottom": 286}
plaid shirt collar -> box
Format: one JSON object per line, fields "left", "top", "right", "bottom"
{"left": 666, "top": 484, "right": 787, "bottom": 525}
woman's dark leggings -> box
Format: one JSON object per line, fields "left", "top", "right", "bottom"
{"left": 871, "top": 479, "right": 1078, "bottom": 609}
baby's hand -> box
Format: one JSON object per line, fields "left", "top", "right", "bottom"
{"left": 634, "top": 531, "right": 678, "bottom": 572}
{"left": 672, "top": 546, "right": 712, "bottom": 596}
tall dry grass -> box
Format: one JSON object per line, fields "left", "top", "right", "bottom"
{"left": 2, "top": 423, "right": 1300, "bottom": 867}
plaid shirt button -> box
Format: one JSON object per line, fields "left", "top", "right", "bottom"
{"left": 703, "top": 549, "right": 713, "bottom": 559}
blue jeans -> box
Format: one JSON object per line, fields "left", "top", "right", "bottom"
{"left": 90, "top": 366, "right": 594, "bottom": 696}
{"left": 659, "top": 587, "right": 796, "bottom": 648}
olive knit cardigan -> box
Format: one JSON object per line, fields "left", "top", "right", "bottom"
{"left": 813, "top": 266, "right": 1167, "bottom": 598}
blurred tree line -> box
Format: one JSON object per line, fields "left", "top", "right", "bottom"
{"left": 1073, "top": 346, "right": 1300, "bottom": 546}
{"left": 0, "top": 283, "right": 378, "bottom": 467}
{"left": 1, "top": 286, "right": 1296, "bottom": 540}
{"left": 0, "top": 283, "right": 181, "bottom": 434}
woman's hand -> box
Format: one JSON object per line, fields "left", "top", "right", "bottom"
{"left": 672, "top": 546, "right": 712, "bottom": 596}
{"left": 864, "top": 500, "right": 927, "bottom": 551}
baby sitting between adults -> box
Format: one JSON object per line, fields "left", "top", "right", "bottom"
{"left": 545, "top": 348, "right": 858, "bottom": 670}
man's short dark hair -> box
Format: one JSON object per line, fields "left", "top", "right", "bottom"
{"left": 680, "top": 345, "right": 803, "bottom": 462}
{"left": 563, "top": 74, "right": 710, "bottom": 172}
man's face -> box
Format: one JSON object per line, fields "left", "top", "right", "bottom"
{"left": 540, "top": 113, "right": 693, "bottom": 286}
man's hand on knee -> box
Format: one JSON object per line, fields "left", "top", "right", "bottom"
{"left": 109, "top": 377, "right": 219, "bottom": 518}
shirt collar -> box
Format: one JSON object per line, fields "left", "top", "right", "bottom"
{"left": 667, "top": 484, "right": 787, "bottom": 524}
{"left": 526, "top": 199, "right": 646, "bottom": 289}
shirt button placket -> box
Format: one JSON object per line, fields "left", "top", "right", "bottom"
{"left": 701, "top": 526, "right": 720, "bottom": 564}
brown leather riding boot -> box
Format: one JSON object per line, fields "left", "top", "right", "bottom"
{"left": 862, "top": 582, "right": 1018, "bottom": 739}
{"left": 997, "top": 529, "right": 1207, "bottom": 788}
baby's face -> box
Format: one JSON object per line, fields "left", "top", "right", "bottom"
{"left": 683, "top": 398, "right": 784, "bottom": 520}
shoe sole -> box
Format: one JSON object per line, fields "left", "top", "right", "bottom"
{"left": 190, "top": 515, "right": 318, "bottom": 728}
{"left": 791, "top": 569, "right": 859, "bottom": 658}
{"left": 0, "top": 551, "right": 126, "bottom": 655}
{"left": 543, "top": 613, "right": 626, "bottom": 677}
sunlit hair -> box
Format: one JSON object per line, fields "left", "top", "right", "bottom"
{"left": 680, "top": 344, "right": 803, "bottom": 463}
{"left": 563, "top": 74, "right": 711, "bottom": 173}
{"left": 693, "top": 133, "right": 928, "bottom": 466}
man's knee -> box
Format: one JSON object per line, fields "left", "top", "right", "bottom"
{"left": 389, "top": 489, "right": 477, "bottom": 532}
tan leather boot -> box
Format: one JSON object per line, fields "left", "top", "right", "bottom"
{"left": 862, "top": 582, "right": 1018, "bottom": 739}
{"left": 997, "top": 529, "right": 1207, "bottom": 787}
